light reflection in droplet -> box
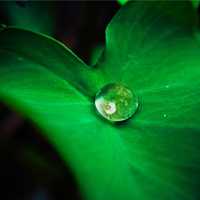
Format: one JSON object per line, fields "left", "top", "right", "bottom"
{"left": 95, "top": 83, "right": 139, "bottom": 122}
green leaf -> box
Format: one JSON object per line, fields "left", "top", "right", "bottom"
{"left": 191, "top": 0, "right": 200, "bottom": 8}
{"left": 89, "top": 44, "right": 104, "bottom": 66}
{"left": 0, "top": 28, "right": 105, "bottom": 98}
{"left": 97, "top": 1, "right": 200, "bottom": 199}
{"left": 0, "top": 1, "right": 200, "bottom": 200}
{"left": 117, "top": 0, "right": 129, "bottom": 6}
{"left": 118, "top": 0, "right": 200, "bottom": 8}
{"left": 0, "top": 28, "right": 135, "bottom": 200}
{"left": 0, "top": 1, "right": 56, "bottom": 35}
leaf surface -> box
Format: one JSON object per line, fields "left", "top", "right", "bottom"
{"left": 96, "top": 1, "right": 200, "bottom": 199}
{"left": 0, "top": 1, "right": 200, "bottom": 200}
{"left": 0, "top": 28, "right": 135, "bottom": 200}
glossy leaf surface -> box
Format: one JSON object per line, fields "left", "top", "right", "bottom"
{"left": 0, "top": 1, "right": 200, "bottom": 200}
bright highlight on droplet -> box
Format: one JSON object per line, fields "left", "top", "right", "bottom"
{"left": 95, "top": 83, "right": 139, "bottom": 122}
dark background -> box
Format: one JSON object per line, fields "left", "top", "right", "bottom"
{"left": 0, "top": 1, "right": 119, "bottom": 200}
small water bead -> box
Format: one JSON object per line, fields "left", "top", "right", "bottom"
{"left": 163, "top": 114, "right": 168, "bottom": 119}
{"left": 95, "top": 83, "right": 139, "bottom": 122}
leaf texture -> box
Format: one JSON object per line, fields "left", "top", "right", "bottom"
{"left": 0, "top": 1, "right": 200, "bottom": 200}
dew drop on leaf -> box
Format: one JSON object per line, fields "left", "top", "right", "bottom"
{"left": 163, "top": 113, "right": 168, "bottom": 118}
{"left": 95, "top": 83, "right": 139, "bottom": 122}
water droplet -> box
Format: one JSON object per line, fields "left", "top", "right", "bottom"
{"left": 163, "top": 114, "right": 167, "bottom": 118}
{"left": 95, "top": 83, "right": 139, "bottom": 122}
